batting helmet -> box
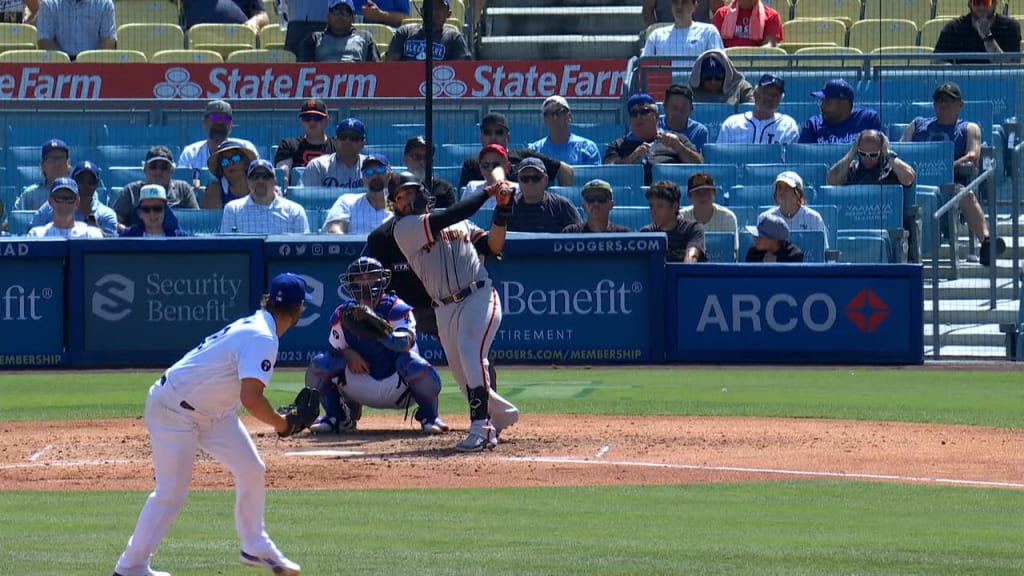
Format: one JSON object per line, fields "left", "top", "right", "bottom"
{"left": 390, "top": 171, "right": 433, "bottom": 214}
{"left": 339, "top": 257, "right": 391, "bottom": 304}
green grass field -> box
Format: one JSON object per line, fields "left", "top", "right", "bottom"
{"left": 1, "top": 368, "right": 1022, "bottom": 575}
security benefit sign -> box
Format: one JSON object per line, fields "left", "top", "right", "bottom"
{"left": 0, "top": 241, "right": 66, "bottom": 367}
{"left": 670, "top": 264, "right": 924, "bottom": 364}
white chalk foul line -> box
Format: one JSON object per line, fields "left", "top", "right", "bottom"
{"left": 506, "top": 456, "right": 1024, "bottom": 490}
{"left": 0, "top": 459, "right": 134, "bottom": 471}
{"left": 27, "top": 444, "right": 54, "bottom": 462}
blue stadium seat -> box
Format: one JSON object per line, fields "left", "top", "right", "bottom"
{"left": 817, "top": 185, "right": 904, "bottom": 232}
{"left": 432, "top": 165, "right": 461, "bottom": 186}
{"left": 704, "top": 231, "right": 737, "bottom": 262}
{"left": 94, "top": 145, "right": 146, "bottom": 167}
{"left": 608, "top": 206, "right": 650, "bottom": 231}
{"left": 98, "top": 124, "right": 183, "bottom": 151}
{"left": 469, "top": 207, "right": 494, "bottom": 230}
{"left": 548, "top": 185, "right": 581, "bottom": 208}
{"left": 368, "top": 123, "right": 427, "bottom": 146}
{"left": 651, "top": 163, "right": 738, "bottom": 191}
{"left": 837, "top": 232, "right": 893, "bottom": 263}
{"left": 732, "top": 184, "right": 816, "bottom": 207}
{"left": 14, "top": 166, "right": 42, "bottom": 189}
{"left": 285, "top": 187, "right": 351, "bottom": 211}
{"left": 6, "top": 210, "right": 35, "bottom": 235}
{"left": 871, "top": 69, "right": 1017, "bottom": 125}
{"left": 289, "top": 166, "right": 305, "bottom": 186}
{"left": 106, "top": 166, "right": 146, "bottom": 188}
{"left": 755, "top": 204, "right": 838, "bottom": 248}
{"left": 571, "top": 165, "right": 644, "bottom": 193}
{"left": 703, "top": 143, "right": 784, "bottom": 165}
{"left": 363, "top": 144, "right": 406, "bottom": 166}
{"left": 736, "top": 229, "right": 826, "bottom": 262}
{"left": 890, "top": 141, "right": 954, "bottom": 188}
{"left": 783, "top": 143, "right": 847, "bottom": 167}
{"left": 729, "top": 204, "right": 760, "bottom": 228}
{"left": 307, "top": 209, "right": 326, "bottom": 233}
{"left": 916, "top": 186, "right": 941, "bottom": 258}
{"left": 7, "top": 144, "right": 90, "bottom": 172}
{"left": 6, "top": 124, "right": 93, "bottom": 148}
{"left": 174, "top": 209, "right": 225, "bottom": 236}
{"left": 438, "top": 143, "right": 479, "bottom": 168}
{"left": 571, "top": 123, "right": 626, "bottom": 148}
{"left": 692, "top": 102, "right": 737, "bottom": 142}
{"left": 740, "top": 163, "right": 829, "bottom": 189}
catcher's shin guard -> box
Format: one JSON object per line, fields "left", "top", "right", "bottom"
{"left": 395, "top": 351, "right": 442, "bottom": 423}
{"left": 307, "top": 351, "right": 348, "bottom": 422}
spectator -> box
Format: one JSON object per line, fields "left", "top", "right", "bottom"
{"left": 712, "top": 0, "right": 783, "bottom": 48}
{"left": 203, "top": 140, "right": 258, "bottom": 209}
{"left": 178, "top": 100, "right": 258, "bottom": 173}
{"left": 274, "top": 99, "right": 340, "bottom": 186}
{"left": 562, "top": 179, "right": 632, "bottom": 233}
{"left": 280, "top": 0, "right": 329, "bottom": 56}
{"left": 605, "top": 93, "right": 702, "bottom": 185}
{"left": 221, "top": 159, "right": 309, "bottom": 234}
{"left": 934, "top": 0, "right": 1020, "bottom": 65}
{"left": 679, "top": 172, "right": 738, "bottom": 259}
{"left": 323, "top": 154, "right": 391, "bottom": 234}
{"left": 301, "top": 117, "right": 368, "bottom": 188}
{"left": 641, "top": 180, "right": 706, "bottom": 262}
{"left": 717, "top": 73, "right": 798, "bottom": 144}
{"left": 644, "top": 0, "right": 721, "bottom": 26}
{"left": 458, "top": 112, "right": 573, "bottom": 188}
{"left": 463, "top": 143, "right": 518, "bottom": 209}
{"left": 2, "top": 1, "right": 39, "bottom": 24}
{"left": 120, "top": 184, "right": 190, "bottom": 237}
{"left": 688, "top": 50, "right": 753, "bottom": 104}
{"left": 352, "top": 0, "right": 409, "bottom": 26}
{"left": 14, "top": 139, "right": 71, "bottom": 211}
{"left": 761, "top": 171, "right": 829, "bottom": 247}
{"left": 658, "top": 84, "right": 709, "bottom": 152}
{"left": 504, "top": 158, "right": 582, "bottom": 233}
{"left": 26, "top": 178, "right": 103, "bottom": 238}
{"left": 298, "top": 0, "right": 380, "bottom": 62}
{"left": 827, "top": 129, "right": 916, "bottom": 187}
{"left": 113, "top": 147, "right": 199, "bottom": 227}
{"left": 395, "top": 135, "right": 455, "bottom": 208}
{"left": 900, "top": 82, "right": 1004, "bottom": 265}
{"left": 182, "top": 0, "right": 268, "bottom": 31}
{"left": 386, "top": 0, "right": 469, "bottom": 61}
{"left": 528, "top": 96, "right": 601, "bottom": 166}
{"left": 798, "top": 79, "right": 883, "bottom": 144}
{"left": 641, "top": 0, "right": 723, "bottom": 57}
{"left": 744, "top": 212, "right": 803, "bottom": 262}
{"left": 32, "top": 161, "right": 118, "bottom": 236}
{"left": 36, "top": 0, "right": 115, "bottom": 59}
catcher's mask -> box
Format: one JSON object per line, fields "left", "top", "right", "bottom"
{"left": 389, "top": 171, "right": 434, "bottom": 215}
{"left": 340, "top": 257, "right": 391, "bottom": 304}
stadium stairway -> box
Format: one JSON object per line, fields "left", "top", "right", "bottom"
{"left": 479, "top": 0, "right": 643, "bottom": 60}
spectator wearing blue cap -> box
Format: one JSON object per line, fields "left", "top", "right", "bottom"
{"left": 744, "top": 212, "right": 803, "bottom": 262}
{"left": 604, "top": 93, "right": 702, "bottom": 185}
{"left": 717, "top": 73, "right": 798, "bottom": 144}
{"left": 641, "top": 0, "right": 723, "bottom": 58}
{"left": 179, "top": 100, "right": 258, "bottom": 173}
{"left": 120, "top": 184, "right": 190, "bottom": 238}
{"left": 221, "top": 159, "right": 310, "bottom": 234}
{"left": 386, "top": 0, "right": 470, "bottom": 62}
{"left": 14, "top": 138, "right": 71, "bottom": 211}
{"left": 26, "top": 178, "right": 103, "bottom": 238}
{"left": 688, "top": 50, "right": 753, "bottom": 105}
{"left": 32, "top": 161, "right": 118, "bottom": 236}
{"left": 798, "top": 79, "right": 883, "bottom": 145}
{"left": 299, "top": 0, "right": 380, "bottom": 62}
{"left": 302, "top": 117, "right": 368, "bottom": 188}
{"left": 203, "top": 140, "right": 260, "bottom": 209}
{"left": 323, "top": 154, "right": 391, "bottom": 234}
{"left": 36, "top": 0, "right": 115, "bottom": 58}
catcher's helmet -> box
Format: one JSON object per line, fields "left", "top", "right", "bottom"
{"left": 390, "top": 171, "right": 433, "bottom": 214}
{"left": 340, "top": 257, "right": 391, "bottom": 304}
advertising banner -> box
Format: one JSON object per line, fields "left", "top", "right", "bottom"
{"left": 668, "top": 264, "right": 924, "bottom": 364}
{"left": 0, "top": 239, "right": 67, "bottom": 368}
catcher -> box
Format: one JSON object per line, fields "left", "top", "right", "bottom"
{"left": 305, "top": 256, "right": 449, "bottom": 434}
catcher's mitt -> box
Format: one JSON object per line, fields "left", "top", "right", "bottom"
{"left": 341, "top": 304, "right": 394, "bottom": 340}
{"left": 277, "top": 387, "right": 320, "bottom": 438}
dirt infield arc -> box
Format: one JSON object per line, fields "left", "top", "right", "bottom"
{"left": 1, "top": 414, "right": 1020, "bottom": 491}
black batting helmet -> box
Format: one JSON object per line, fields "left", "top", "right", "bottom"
{"left": 390, "top": 171, "right": 433, "bottom": 214}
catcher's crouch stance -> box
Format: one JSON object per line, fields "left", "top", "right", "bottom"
{"left": 305, "top": 257, "right": 449, "bottom": 434}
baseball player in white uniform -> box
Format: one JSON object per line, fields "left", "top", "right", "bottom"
{"left": 391, "top": 176, "right": 520, "bottom": 452}
{"left": 113, "top": 273, "right": 311, "bottom": 576}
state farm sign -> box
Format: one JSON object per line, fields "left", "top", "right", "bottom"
{"left": 0, "top": 60, "right": 627, "bottom": 100}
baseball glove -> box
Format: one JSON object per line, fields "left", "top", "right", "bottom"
{"left": 341, "top": 304, "right": 394, "bottom": 340}
{"left": 277, "top": 387, "right": 320, "bottom": 438}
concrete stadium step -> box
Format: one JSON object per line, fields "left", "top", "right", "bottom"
{"left": 478, "top": 35, "right": 640, "bottom": 60}
{"left": 923, "top": 323, "right": 1009, "bottom": 348}
{"left": 921, "top": 258, "right": 1021, "bottom": 280}
{"left": 922, "top": 298, "right": 1019, "bottom": 324}
{"left": 922, "top": 277, "right": 1018, "bottom": 300}
{"left": 487, "top": 6, "right": 644, "bottom": 36}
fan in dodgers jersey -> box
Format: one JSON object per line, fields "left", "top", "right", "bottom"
{"left": 390, "top": 172, "right": 520, "bottom": 452}
{"left": 716, "top": 73, "right": 799, "bottom": 144}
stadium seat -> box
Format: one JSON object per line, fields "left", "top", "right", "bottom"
{"left": 362, "top": 144, "right": 407, "bottom": 165}
{"left": 918, "top": 19, "right": 949, "bottom": 48}
{"left": 432, "top": 166, "right": 462, "bottom": 187}
{"left": 285, "top": 187, "right": 353, "bottom": 211}
{"left": 353, "top": 23, "right": 395, "bottom": 50}
{"left": 703, "top": 143, "right": 784, "bottom": 165}
{"left": 723, "top": 46, "right": 788, "bottom": 68}
{"left": 150, "top": 49, "right": 223, "bottom": 63}
{"left": 0, "top": 49, "right": 69, "bottom": 62}
{"left": 469, "top": 207, "right": 494, "bottom": 230}
{"left": 116, "top": 0, "right": 181, "bottom": 25}
{"left": 737, "top": 228, "right": 826, "bottom": 262}
{"left": 74, "top": 49, "right": 148, "bottom": 63}
{"left": 263, "top": 0, "right": 278, "bottom": 25}
{"left": 741, "top": 163, "right": 829, "bottom": 189}
{"left": 105, "top": 167, "right": 146, "bottom": 188}
{"left": 891, "top": 141, "right": 954, "bottom": 188}
{"left": 412, "top": 0, "right": 466, "bottom": 24}
{"left": 173, "top": 209, "right": 225, "bottom": 236}
{"left": 837, "top": 232, "right": 893, "bottom": 263}
{"left": 571, "top": 123, "right": 627, "bottom": 148}
{"left": 692, "top": 102, "right": 737, "bottom": 142}
{"left": 438, "top": 143, "right": 480, "bottom": 167}
{"left": 258, "top": 25, "right": 286, "bottom": 49}
{"left": 117, "top": 24, "right": 185, "bottom": 59}
{"left": 791, "top": 0, "right": 861, "bottom": 27}
{"left": 607, "top": 206, "right": 650, "bottom": 231}
{"left": 730, "top": 184, "right": 815, "bottom": 207}
{"left": 817, "top": 184, "right": 904, "bottom": 232}
{"left": 933, "top": 0, "right": 965, "bottom": 18}
{"left": 704, "top": 231, "right": 737, "bottom": 263}
{"left": 7, "top": 123, "right": 92, "bottom": 148}
{"left": 650, "top": 163, "right": 738, "bottom": 191}
{"left": 783, "top": 143, "right": 847, "bottom": 169}
{"left": 870, "top": 46, "right": 934, "bottom": 67}
{"left": 793, "top": 45, "right": 863, "bottom": 67}
{"left": 782, "top": 17, "right": 847, "bottom": 46}
{"left": 0, "top": 23, "right": 36, "bottom": 53}
{"left": 6, "top": 211, "right": 35, "bottom": 235}
{"left": 729, "top": 204, "right": 759, "bottom": 227}
{"left": 188, "top": 23, "right": 257, "bottom": 48}
{"left": 848, "top": 20, "right": 918, "bottom": 53}
{"left": 226, "top": 48, "right": 296, "bottom": 63}
{"left": 862, "top": 0, "right": 933, "bottom": 26}
{"left": 98, "top": 124, "right": 183, "bottom": 150}
{"left": 571, "top": 165, "right": 644, "bottom": 194}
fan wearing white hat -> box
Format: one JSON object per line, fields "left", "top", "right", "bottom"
{"left": 119, "top": 184, "right": 189, "bottom": 237}
{"left": 760, "top": 171, "right": 829, "bottom": 248}
{"left": 744, "top": 213, "right": 803, "bottom": 263}
{"left": 527, "top": 96, "right": 601, "bottom": 166}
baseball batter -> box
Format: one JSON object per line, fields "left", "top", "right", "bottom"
{"left": 391, "top": 177, "right": 519, "bottom": 452}
{"left": 305, "top": 257, "right": 449, "bottom": 434}
{"left": 113, "top": 273, "right": 309, "bottom": 576}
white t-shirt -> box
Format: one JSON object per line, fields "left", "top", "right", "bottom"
{"left": 717, "top": 112, "right": 800, "bottom": 144}
{"left": 301, "top": 153, "right": 367, "bottom": 189}
{"left": 763, "top": 205, "right": 829, "bottom": 249}
{"left": 641, "top": 23, "right": 723, "bottom": 58}
{"left": 323, "top": 192, "right": 391, "bottom": 234}
{"left": 27, "top": 222, "right": 104, "bottom": 238}
{"left": 680, "top": 204, "right": 738, "bottom": 253}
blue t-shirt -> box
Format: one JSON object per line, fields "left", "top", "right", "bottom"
{"left": 659, "top": 116, "right": 709, "bottom": 151}
{"left": 797, "top": 108, "right": 884, "bottom": 144}
{"left": 909, "top": 117, "right": 968, "bottom": 163}
{"left": 351, "top": 0, "right": 410, "bottom": 17}
{"left": 528, "top": 133, "right": 601, "bottom": 166}
{"left": 183, "top": 0, "right": 262, "bottom": 27}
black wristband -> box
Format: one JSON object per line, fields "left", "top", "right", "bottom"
{"left": 492, "top": 210, "right": 509, "bottom": 227}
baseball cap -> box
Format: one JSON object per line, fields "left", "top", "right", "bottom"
{"left": 479, "top": 143, "right": 509, "bottom": 160}
{"left": 758, "top": 73, "right": 785, "bottom": 93}
{"left": 542, "top": 95, "right": 570, "bottom": 113}
{"left": 336, "top": 117, "right": 366, "bottom": 137}
{"left": 687, "top": 172, "right": 716, "bottom": 194}
{"left": 328, "top": 0, "right": 355, "bottom": 11}
{"left": 50, "top": 177, "right": 79, "bottom": 196}
{"left": 41, "top": 139, "right": 69, "bottom": 161}
{"left": 208, "top": 140, "right": 256, "bottom": 174}
{"left": 933, "top": 82, "right": 963, "bottom": 101}
{"left": 268, "top": 273, "right": 313, "bottom": 305}
{"left": 205, "top": 99, "right": 232, "bottom": 117}
{"left": 299, "top": 98, "right": 329, "bottom": 117}
{"left": 138, "top": 184, "right": 168, "bottom": 203}
{"left": 811, "top": 79, "right": 855, "bottom": 101}
{"left": 517, "top": 157, "right": 545, "bottom": 175}
{"left": 479, "top": 112, "right": 509, "bottom": 130}
{"left": 745, "top": 213, "right": 790, "bottom": 241}
{"left": 701, "top": 57, "right": 725, "bottom": 78}
{"left": 361, "top": 154, "right": 389, "bottom": 169}
{"left": 71, "top": 161, "right": 102, "bottom": 180}
{"left": 404, "top": 135, "right": 433, "bottom": 155}
{"left": 582, "top": 179, "right": 613, "bottom": 199}
{"left": 247, "top": 158, "right": 275, "bottom": 177}
{"left": 144, "top": 147, "right": 175, "bottom": 166}
{"left": 774, "top": 170, "right": 804, "bottom": 191}
{"left": 626, "top": 93, "right": 656, "bottom": 110}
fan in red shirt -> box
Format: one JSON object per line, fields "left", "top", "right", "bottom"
{"left": 712, "top": 0, "right": 783, "bottom": 48}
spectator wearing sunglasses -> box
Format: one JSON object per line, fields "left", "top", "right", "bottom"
{"left": 687, "top": 50, "right": 753, "bottom": 105}
{"left": 302, "top": 117, "right": 368, "bottom": 188}
{"left": 179, "top": 100, "right": 258, "bottom": 173}
{"left": 120, "top": 185, "right": 189, "bottom": 237}
{"left": 275, "top": 99, "right": 340, "bottom": 186}
{"left": 934, "top": 0, "right": 1020, "bottom": 64}
{"left": 323, "top": 154, "right": 392, "bottom": 234}
{"left": 299, "top": 0, "right": 380, "bottom": 62}
{"left": 14, "top": 138, "right": 71, "bottom": 211}
{"left": 458, "top": 112, "right": 573, "bottom": 189}
{"left": 221, "top": 159, "right": 310, "bottom": 234}
{"left": 826, "top": 129, "right": 916, "bottom": 188}
{"left": 679, "top": 172, "right": 738, "bottom": 259}
{"left": 26, "top": 178, "right": 103, "bottom": 238}
{"left": 386, "top": 0, "right": 470, "bottom": 61}
{"left": 798, "top": 79, "right": 883, "bottom": 145}
{"left": 203, "top": 140, "right": 260, "bottom": 209}
{"left": 462, "top": 143, "right": 518, "bottom": 209}
{"left": 394, "top": 135, "right": 456, "bottom": 208}
{"left": 114, "top": 147, "right": 199, "bottom": 227}
{"left": 32, "top": 160, "right": 119, "bottom": 236}
{"left": 527, "top": 96, "right": 601, "bottom": 166}
{"left": 605, "top": 93, "right": 702, "bottom": 185}
{"left": 502, "top": 158, "right": 581, "bottom": 233}
{"left": 561, "top": 179, "right": 631, "bottom": 233}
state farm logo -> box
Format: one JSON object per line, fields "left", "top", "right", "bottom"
{"left": 419, "top": 66, "right": 467, "bottom": 98}
{"left": 844, "top": 288, "right": 889, "bottom": 333}
{"left": 296, "top": 274, "right": 324, "bottom": 328}
{"left": 92, "top": 274, "right": 135, "bottom": 322}
{"left": 153, "top": 68, "right": 203, "bottom": 99}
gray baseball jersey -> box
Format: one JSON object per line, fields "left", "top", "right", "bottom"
{"left": 393, "top": 215, "right": 488, "bottom": 301}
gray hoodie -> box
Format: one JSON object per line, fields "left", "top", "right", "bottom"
{"left": 688, "top": 50, "right": 754, "bottom": 105}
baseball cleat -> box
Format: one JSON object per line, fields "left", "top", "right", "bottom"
{"left": 113, "top": 570, "right": 170, "bottom": 576}
{"left": 240, "top": 549, "right": 301, "bottom": 575}
{"left": 308, "top": 416, "right": 356, "bottom": 434}
{"left": 420, "top": 417, "right": 451, "bottom": 434}
{"left": 455, "top": 431, "right": 498, "bottom": 452}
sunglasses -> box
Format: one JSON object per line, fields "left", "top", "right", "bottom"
{"left": 220, "top": 154, "right": 244, "bottom": 167}
{"left": 249, "top": 171, "right": 275, "bottom": 180}
{"left": 51, "top": 194, "right": 76, "bottom": 204}
{"left": 970, "top": 0, "right": 993, "bottom": 5}
{"left": 858, "top": 149, "right": 882, "bottom": 159}
{"left": 480, "top": 161, "right": 503, "bottom": 170}
{"left": 138, "top": 204, "right": 165, "bottom": 214}
{"left": 207, "top": 113, "right": 232, "bottom": 124}
{"left": 543, "top": 109, "right": 568, "bottom": 118}
{"left": 300, "top": 113, "right": 326, "bottom": 122}
{"left": 583, "top": 195, "right": 610, "bottom": 204}
{"left": 147, "top": 161, "right": 172, "bottom": 171}
{"left": 518, "top": 174, "right": 544, "bottom": 184}
{"left": 628, "top": 107, "right": 656, "bottom": 118}
{"left": 337, "top": 132, "right": 363, "bottom": 142}
{"left": 482, "top": 129, "right": 507, "bottom": 137}
{"left": 362, "top": 166, "right": 388, "bottom": 177}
